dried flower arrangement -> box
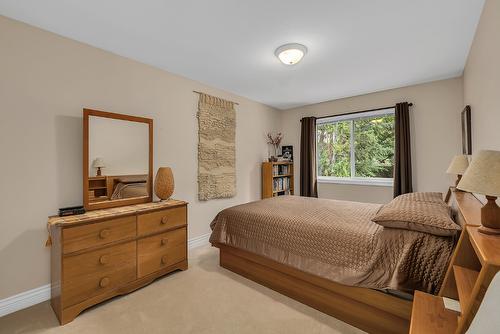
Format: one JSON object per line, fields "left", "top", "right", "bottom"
{"left": 266, "top": 132, "right": 283, "bottom": 161}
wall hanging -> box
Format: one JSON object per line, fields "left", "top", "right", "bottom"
{"left": 196, "top": 91, "right": 236, "bottom": 200}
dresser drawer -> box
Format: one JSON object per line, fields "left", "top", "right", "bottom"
{"left": 62, "top": 241, "right": 136, "bottom": 308}
{"left": 63, "top": 216, "right": 136, "bottom": 254}
{"left": 137, "top": 227, "right": 186, "bottom": 277}
{"left": 137, "top": 206, "right": 186, "bottom": 236}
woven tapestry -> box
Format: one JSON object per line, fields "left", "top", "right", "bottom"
{"left": 197, "top": 93, "right": 236, "bottom": 200}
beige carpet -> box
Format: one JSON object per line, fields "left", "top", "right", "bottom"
{"left": 0, "top": 245, "right": 365, "bottom": 334}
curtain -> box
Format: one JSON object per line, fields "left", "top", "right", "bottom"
{"left": 393, "top": 102, "right": 413, "bottom": 197}
{"left": 300, "top": 117, "right": 318, "bottom": 197}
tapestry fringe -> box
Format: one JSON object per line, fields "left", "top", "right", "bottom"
{"left": 198, "top": 92, "right": 235, "bottom": 110}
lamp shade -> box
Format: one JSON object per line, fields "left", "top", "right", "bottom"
{"left": 446, "top": 155, "right": 469, "bottom": 175}
{"left": 457, "top": 150, "right": 500, "bottom": 197}
{"left": 92, "top": 158, "right": 106, "bottom": 168}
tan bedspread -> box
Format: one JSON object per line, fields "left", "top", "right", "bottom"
{"left": 111, "top": 182, "right": 148, "bottom": 199}
{"left": 210, "top": 196, "right": 455, "bottom": 294}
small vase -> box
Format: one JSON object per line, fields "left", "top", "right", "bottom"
{"left": 154, "top": 167, "right": 175, "bottom": 201}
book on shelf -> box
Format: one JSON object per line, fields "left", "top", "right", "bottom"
{"left": 272, "top": 176, "right": 290, "bottom": 192}
{"left": 272, "top": 164, "right": 290, "bottom": 176}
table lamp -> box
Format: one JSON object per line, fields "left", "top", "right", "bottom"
{"left": 457, "top": 150, "right": 500, "bottom": 235}
{"left": 92, "top": 158, "right": 106, "bottom": 176}
{"left": 446, "top": 154, "right": 469, "bottom": 187}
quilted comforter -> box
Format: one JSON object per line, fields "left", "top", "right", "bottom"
{"left": 209, "top": 196, "right": 455, "bottom": 294}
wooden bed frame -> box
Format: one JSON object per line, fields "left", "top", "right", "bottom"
{"left": 211, "top": 189, "right": 483, "bottom": 334}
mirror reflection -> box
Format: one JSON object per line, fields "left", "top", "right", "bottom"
{"left": 88, "top": 115, "right": 149, "bottom": 204}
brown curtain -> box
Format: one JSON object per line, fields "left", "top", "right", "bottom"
{"left": 300, "top": 117, "right": 318, "bottom": 197}
{"left": 393, "top": 102, "right": 413, "bottom": 197}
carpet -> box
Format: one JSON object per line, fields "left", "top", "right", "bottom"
{"left": 0, "top": 245, "right": 365, "bottom": 334}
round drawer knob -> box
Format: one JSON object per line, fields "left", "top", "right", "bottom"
{"left": 161, "top": 255, "right": 168, "bottom": 265}
{"left": 161, "top": 238, "right": 168, "bottom": 246}
{"left": 99, "top": 277, "right": 110, "bottom": 288}
{"left": 99, "top": 255, "right": 109, "bottom": 265}
{"left": 99, "top": 229, "right": 111, "bottom": 239}
{"left": 161, "top": 217, "right": 169, "bottom": 225}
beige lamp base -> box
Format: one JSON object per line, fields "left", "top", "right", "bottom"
{"left": 478, "top": 196, "right": 500, "bottom": 236}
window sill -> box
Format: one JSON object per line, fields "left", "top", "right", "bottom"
{"left": 317, "top": 177, "right": 394, "bottom": 187}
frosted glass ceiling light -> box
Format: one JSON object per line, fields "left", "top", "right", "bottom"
{"left": 275, "top": 43, "right": 307, "bottom": 65}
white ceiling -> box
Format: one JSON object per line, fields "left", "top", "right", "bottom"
{"left": 0, "top": 0, "right": 485, "bottom": 109}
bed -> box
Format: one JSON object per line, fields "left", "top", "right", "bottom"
{"left": 210, "top": 191, "right": 475, "bottom": 334}
{"left": 108, "top": 175, "right": 149, "bottom": 200}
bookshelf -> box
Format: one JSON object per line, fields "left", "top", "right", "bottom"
{"left": 88, "top": 176, "right": 108, "bottom": 203}
{"left": 262, "top": 161, "right": 294, "bottom": 199}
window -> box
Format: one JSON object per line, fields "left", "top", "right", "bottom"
{"left": 316, "top": 108, "right": 395, "bottom": 186}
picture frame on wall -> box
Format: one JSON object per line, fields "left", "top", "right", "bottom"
{"left": 461, "top": 105, "right": 472, "bottom": 155}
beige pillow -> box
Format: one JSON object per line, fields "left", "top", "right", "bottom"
{"left": 372, "top": 198, "right": 460, "bottom": 236}
{"left": 394, "top": 192, "right": 444, "bottom": 204}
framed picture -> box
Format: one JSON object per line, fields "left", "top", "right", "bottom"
{"left": 461, "top": 105, "right": 472, "bottom": 155}
{"left": 281, "top": 145, "right": 293, "bottom": 161}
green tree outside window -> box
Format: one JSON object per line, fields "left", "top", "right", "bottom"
{"left": 317, "top": 113, "right": 395, "bottom": 179}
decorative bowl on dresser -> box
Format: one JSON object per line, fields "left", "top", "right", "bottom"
{"left": 47, "top": 199, "right": 188, "bottom": 325}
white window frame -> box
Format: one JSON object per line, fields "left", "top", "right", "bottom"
{"left": 316, "top": 108, "right": 395, "bottom": 187}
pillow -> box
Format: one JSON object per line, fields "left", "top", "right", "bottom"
{"left": 395, "top": 191, "right": 453, "bottom": 218}
{"left": 117, "top": 175, "right": 147, "bottom": 184}
{"left": 394, "top": 192, "right": 444, "bottom": 204}
{"left": 372, "top": 198, "right": 460, "bottom": 237}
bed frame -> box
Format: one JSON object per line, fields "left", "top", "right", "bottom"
{"left": 211, "top": 189, "right": 482, "bottom": 334}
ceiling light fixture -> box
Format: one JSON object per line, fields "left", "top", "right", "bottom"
{"left": 275, "top": 43, "right": 307, "bottom": 65}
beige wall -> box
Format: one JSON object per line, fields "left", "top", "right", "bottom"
{"left": 464, "top": 0, "right": 500, "bottom": 152}
{"left": 280, "top": 78, "right": 464, "bottom": 203}
{"left": 88, "top": 116, "right": 149, "bottom": 176}
{"left": 0, "top": 16, "right": 280, "bottom": 299}
{"left": 318, "top": 183, "right": 394, "bottom": 204}
{"left": 461, "top": 4, "right": 500, "bottom": 324}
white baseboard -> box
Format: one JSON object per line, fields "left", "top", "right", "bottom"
{"left": 188, "top": 232, "right": 211, "bottom": 249}
{"left": 0, "top": 284, "right": 51, "bottom": 318}
{"left": 0, "top": 232, "right": 211, "bottom": 318}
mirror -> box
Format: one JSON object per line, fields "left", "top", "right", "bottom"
{"left": 83, "top": 109, "right": 153, "bottom": 210}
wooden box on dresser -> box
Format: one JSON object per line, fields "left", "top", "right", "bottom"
{"left": 47, "top": 200, "right": 188, "bottom": 325}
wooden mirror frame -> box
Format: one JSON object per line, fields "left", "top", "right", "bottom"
{"left": 83, "top": 108, "right": 153, "bottom": 211}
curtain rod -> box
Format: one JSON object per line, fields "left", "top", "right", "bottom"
{"left": 312, "top": 103, "right": 413, "bottom": 121}
{"left": 192, "top": 90, "right": 240, "bottom": 105}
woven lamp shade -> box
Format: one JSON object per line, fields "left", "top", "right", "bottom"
{"left": 92, "top": 158, "right": 106, "bottom": 168}
{"left": 446, "top": 155, "right": 469, "bottom": 175}
{"left": 457, "top": 150, "right": 500, "bottom": 197}
{"left": 154, "top": 167, "right": 175, "bottom": 200}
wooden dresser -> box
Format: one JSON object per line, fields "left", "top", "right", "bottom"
{"left": 47, "top": 200, "right": 188, "bottom": 325}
